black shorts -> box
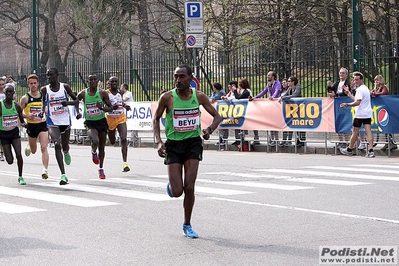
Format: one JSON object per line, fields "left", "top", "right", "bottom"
{"left": 353, "top": 118, "right": 371, "bottom": 128}
{"left": 0, "top": 127, "right": 20, "bottom": 145}
{"left": 84, "top": 118, "right": 108, "bottom": 133}
{"left": 27, "top": 122, "right": 48, "bottom": 138}
{"left": 164, "top": 136, "right": 203, "bottom": 165}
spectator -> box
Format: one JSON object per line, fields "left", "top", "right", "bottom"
{"left": 221, "top": 81, "right": 242, "bottom": 146}
{"left": 234, "top": 79, "right": 259, "bottom": 145}
{"left": 339, "top": 71, "right": 375, "bottom": 157}
{"left": 327, "top": 67, "right": 352, "bottom": 148}
{"left": 371, "top": 75, "right": 397, "bottom": 150}
{"left": 121, "top": 83, "right": 133, "bottom": 103}
{"left": 249, "top": 70, "right": 281, "bottom": 146}
{"left": 120, "top": 83, "right": 137, "bottom": 142}
{"left": 208, "top": 82, "right": 226, "bottom": 146}
{"left": 278, "top": 76, "right": 306, "bottom": 147}
{"left": 280, "top": 78, "right": 293, "bottom": 146}
{"left": 208, "top": 82, "right": 225, "bottom": 102}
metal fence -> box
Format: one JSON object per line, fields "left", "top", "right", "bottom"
{"left": 5, "top": 38, "right": 399, "bottom": 101}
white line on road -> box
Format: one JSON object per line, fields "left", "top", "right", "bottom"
{"left": 307, "top": 165, "right": 399, "bottom": 175}
{"left": 209, "top": 197, "right": 399, "bottom": 225}
{"left": 202, "top": 172, "right": 370, "bottom": 186}
{"left": 32, "top": 182, "right": 173, "bottom": 201}
{"left": 0, "top": 202, "right": 46, "bottom": 214}
{"left": 149, "top": 174, "right": 313, "bottom": 190}
{"left": 256, "top": 169, "right": 399, "bottom": 182}
{"left": 95, "top": 178, "right": 254, "bottom": 195}
{"left": 0, "top": 186, "right": 118, "bottom": 207}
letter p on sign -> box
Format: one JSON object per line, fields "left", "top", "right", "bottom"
{"left": 185, "top": 2, "right": 202, "bottom": 19}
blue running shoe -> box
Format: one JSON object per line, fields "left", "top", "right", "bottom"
{"left": 183, "top": 224, "right": 198, "bottom": 238}
{"left": 166, "top": 183, "right": 173, "bottom": 197}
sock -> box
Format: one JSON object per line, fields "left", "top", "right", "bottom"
{"left": 369, "top": 149, "right": 374, "bottom": 152}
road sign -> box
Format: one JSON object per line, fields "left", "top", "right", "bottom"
{"left": 185, "top": 2, "right": 203, "bottom": 19}
{"left": 185, "top": 2, "right": 203, "bottom": 34}
{"left": 185, "top": 19, "right": 203, "bottom": 33}
{"left": 186, "top": 34, "right": 203, "bottom": 48}
{"left": 190, "top": 76, "right": 200, "bottom": 91}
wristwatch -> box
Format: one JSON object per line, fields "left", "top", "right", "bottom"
{"left": 207, "top": 126, "right": 214, "bottom": 134}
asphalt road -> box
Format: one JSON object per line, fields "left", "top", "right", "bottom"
{"left": 0, "top": 141, "right": 398, "bottom": 266}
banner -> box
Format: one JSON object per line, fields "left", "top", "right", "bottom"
{"left": 68, "top": 96, "right": 399, "bottom": 134}
{"left": 334, "top": 95, "right": 399, "bottom": 134}
{"left": 200, "top": 98, "right": 336, "bottom": 132}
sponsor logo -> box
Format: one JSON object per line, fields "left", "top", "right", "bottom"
{"left": 216, "top": 100, "right": 248, "bottom": 128}
{"left": 377, "top": 108, "right": 389, "bottom": 127}
{"left": 283, "top": 99, "right": 322, "bottom": 130}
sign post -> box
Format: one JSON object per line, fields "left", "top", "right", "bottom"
{"left": 184, "top": 1, "right": 203, "bottom": 77}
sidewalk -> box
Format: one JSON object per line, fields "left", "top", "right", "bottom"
{"left": 132, "top": 130, "right": 399, "bottom": 157}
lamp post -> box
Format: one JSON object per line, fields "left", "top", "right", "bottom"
{"left": 352, "top": 0, "right": 359, "bottom": 72}
{"left": 31, "top": 0, "right": 38, "bottom": 74}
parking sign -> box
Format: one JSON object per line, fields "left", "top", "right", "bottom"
{"left": 185, "top": 2, "right": 203, "bottom": 19}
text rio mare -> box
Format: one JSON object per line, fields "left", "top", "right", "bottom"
{"left": 173, "top": 107, "right": 200, "bottom": 132}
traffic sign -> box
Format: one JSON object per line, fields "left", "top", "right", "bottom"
{"left": 185, "top": 19, "right": 203, "bottom": 33}
{"left": 190, "top": 76, "right": 200, "bottom": 91}
{"left": 185, "top": 2, "right": 203, "bottom": 19}
{"left": 185, "top": 2, "right": 203, "bottom": 34}
{"left": 186, "top": 34, "right": 203, "bottom": 48}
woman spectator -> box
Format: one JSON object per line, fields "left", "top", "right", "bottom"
{"left": 371, "top": 75, "right": 397, "bottom": 150}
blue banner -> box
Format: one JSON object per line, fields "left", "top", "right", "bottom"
{"left": 334, "top": 95, "right": 399, "bottom": 134}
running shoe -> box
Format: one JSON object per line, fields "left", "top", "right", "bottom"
{"left": 358, "top": 143, "right": 366, "bottom": 150}
{"left": 18, "top": 177, "right": 26, "bottom": 185}
{"left": 339, "top": 147, "right": 353, "bottom": 156}
{"left": 25, "top": 144, "right": 31, "bottom": 157}
{"left": 122, "top": 162, "right": 130, "bottom": 172}
{"left": 64, "top": 152, "right": 71, "bottom": 165}
{"left": 60, "top": 174, "right": 69, "bottom": 185}
{"left": 98, "top": 168, "right": 106, "bottom": 179}
{"left": 92, "top": 151, "right": 100, "bottom": 165}
{"left": 42, "top": 169, "right": 49, "bottom": 179}
{"left": 366, "top": 151, "right": 375, "bottom": 158}
{"left": 166, "top": 183, "right": 173, "bottom": 197}
{"left": 182, "top": 224, "right": 198, "bottom": 238}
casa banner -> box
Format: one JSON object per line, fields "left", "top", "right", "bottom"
{"left": 334, "top": 95, "right": 399, "bottom": 134}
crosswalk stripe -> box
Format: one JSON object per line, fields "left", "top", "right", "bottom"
{"left": 0, "top": 186, "right": 118, "bottom": 207}
{"left": 352, "top": 164, "right": 399, "bottom": 170}
{"left": 32, "top": 182, "right": 173, "bottom": 201}
{"left": 202, "top": 172, "right": 370, "bottom": 186}
{"left": 256, "top": 169, "right": 399, "bottom": 182}
{"left": 149, "top": 174, "right": 313, "bottom": 190}
{"left": 0, "top": 202, "right": 46, "bottom": 214}
{"left": 94, "top": 178, "right": 253, "bottom": 195}
{"left": 0, "top": 170, "right": 77, "bottom": 182}
{"left": 307, "top": 165, "right": 399, "bottom": 175}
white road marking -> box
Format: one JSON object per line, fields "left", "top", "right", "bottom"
{"left": 0, "top": 202, "right": 46, "bottom": 214}
{"left": 209, "top": 197, "right": 399, "bottom": 225}
{"left": 32, "top": 182, "right": 173, "bottom": 201}
{"left": 256, "top": 169, "right": 399, "bottom": 182}
{"left": 202, "top": 172, "right": 370, "bottom": 186}
{"left": 149, "top": 174, "right": 313, "bottom": 190}
{"left": 0, "top": 186, "right": 118, "bottom": 207}
{"left": 95, "top": 178, "right": 253, "bottom": 195}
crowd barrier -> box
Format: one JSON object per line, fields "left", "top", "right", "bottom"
{"left": 63, "top": 96, "right": 399, "bottom": 155}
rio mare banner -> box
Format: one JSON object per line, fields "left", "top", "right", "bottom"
{"left": 334, "top": 95, "right": 399, "bottom": 134}
{"left": 69, "top": 96, "right": 399, "bottom": 133}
